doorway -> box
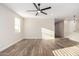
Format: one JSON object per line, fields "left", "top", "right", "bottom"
{"left": 55, "top": 20, "right": 64, "bottom": 38}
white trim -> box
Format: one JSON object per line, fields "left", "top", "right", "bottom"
{"left": 0, "top": 39, "right": 22, "bottom": 51}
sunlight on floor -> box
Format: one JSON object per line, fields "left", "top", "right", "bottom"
{"left": 52, "top": 45, "right": 79, "bottom": 56}
{"left": 41, "top": 28, "right": 54, "bottom": 40}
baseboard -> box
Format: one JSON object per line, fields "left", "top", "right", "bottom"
{"left": 0, "top": 38, "right": 22, "bottom": 52}
{"left": 23, "top": 37, "right": 42, "bottom": 39}
{"left": 23, "top": 38, "right": 54, "bottom": 40}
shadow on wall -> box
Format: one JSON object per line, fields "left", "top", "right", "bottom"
{"left": 41, "top": 28, "right": 54, "bottom": 40}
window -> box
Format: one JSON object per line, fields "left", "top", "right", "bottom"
{"left": 14, "top": 17, "right": 21, "bottom": 33}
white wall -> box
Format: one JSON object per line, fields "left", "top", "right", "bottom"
{"left": 64, "top": 17, "right": 79, "bottom": 42}
{"left": 24, "top": 17, "right": 54, "bottom": 39}
{"left": 64, "top": 19, "right": 76, "bottom": 36}
{"left": 0, "top": 4, "right": 24, "bottom": 51}
{"left": 76, "top": 17, "right": 79, "bottom": 32}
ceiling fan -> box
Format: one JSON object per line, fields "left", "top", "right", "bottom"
{"left": 27, "top": 3, "right": 52, "bottom": 16}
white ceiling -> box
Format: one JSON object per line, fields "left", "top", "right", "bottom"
{"left": 3, "top": 3, "right": 79, "bottom": 18}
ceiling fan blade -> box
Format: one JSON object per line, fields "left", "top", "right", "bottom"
{"left": 27, "top": 10, "right": 37, "bottom": 12}
{"left": 41, "top": 11, "right": 47, "bottom": 15}
{"left": 36, "top": 12, "right": 38, "bottom": 16}
{"left": 33, "top": 3, "right": 39, "bottom": 10}
{"left": 41, "top": 7, "right": 51, "bottom": 11}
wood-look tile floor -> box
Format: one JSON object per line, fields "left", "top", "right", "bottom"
{"left": 0, "top": 38, "right": 79, "bottom": 56}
